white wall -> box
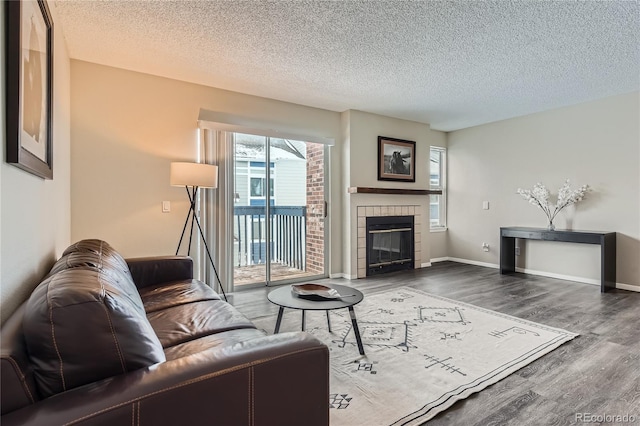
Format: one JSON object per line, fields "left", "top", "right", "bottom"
{"left": 70, "top": 61, "right": 343, "bottom": 274}
{"left": 447, "top": 92, "right": 639, "bottom": 289}
{"left": 0, "top": 2, "right": 72, "bottom": 324}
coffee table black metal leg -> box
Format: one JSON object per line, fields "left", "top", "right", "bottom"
{"left": 302, "top": 310, "right": 306, "bottom": 331}
{"left": 348, "top": 306, "right": 365, "bottom": 355}
{"left": 326, "top": 310, "right": 332, "bottom": 332}
{"left": 274, "top": 307, "right": 284, "bottom": 334}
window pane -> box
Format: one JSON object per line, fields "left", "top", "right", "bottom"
{"left": 430, "top": 196, "right": 440, "bottom": 224}
{"left": 250, "top": 177, "right": 263, "bottom": 196}
{"left": 429, "top": 147, "right": 446, "bottom": 229}
{"left": 430, "top": 150, "right": 441, "bottom": 187}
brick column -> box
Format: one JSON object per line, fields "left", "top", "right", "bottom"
{"left": 305, "top": 143, "right": 325, "bottom": 274}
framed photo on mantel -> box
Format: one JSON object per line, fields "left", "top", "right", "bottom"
{"left": 377, "top": 136, "right": 415, "bottom": 182}
{"left": 6, "top": 0, "right": 54, "bottom": 179}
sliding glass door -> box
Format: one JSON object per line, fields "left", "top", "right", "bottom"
{"left": 232, "top": 133, "right": 327, "bottom": 287}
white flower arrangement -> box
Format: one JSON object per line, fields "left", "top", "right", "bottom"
{"left": 516, "top": 179, "right": 589, "bottom": 230}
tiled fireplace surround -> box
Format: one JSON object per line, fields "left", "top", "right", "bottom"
{"left": 356, "top": 204, "right": 421, "bottom": 278}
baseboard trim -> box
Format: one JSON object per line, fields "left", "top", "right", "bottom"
{"left": 431, "top": 257, "right": 639, "bottom": 292}
{"left": 421, "top": 262, "right": 432, "bottom": 268}
{"left": 330, "top": 273, "right": 353, "bottom": 280}
{"left": 617, "top": 283, "right": 640, "bottom": 293}
{"left": 447, "top": 257, "right": 499, "bottom": 270}
{"left": 515, "top": 267, "right": 600, "bottom": 286}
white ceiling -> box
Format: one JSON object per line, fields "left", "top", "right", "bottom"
{"left": 53, "top": 0, "right": 639, "bottom": 131}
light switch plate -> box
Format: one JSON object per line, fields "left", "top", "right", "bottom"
{"left": 482, "top": 201, "right": 490, "bottom": 210}
{"left": 162, "top": 201, "right": 171, "bottom": 213}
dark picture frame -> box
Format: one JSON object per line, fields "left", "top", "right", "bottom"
{"left": 377, "top": 136, "right": 415, "bottom": 182}
{"left": 6, "top": 0, "right": 54, "bottom": 179}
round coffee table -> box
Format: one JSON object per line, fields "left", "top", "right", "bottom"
{"left": 267, "top": 284, "right": 365, "bottom": 355}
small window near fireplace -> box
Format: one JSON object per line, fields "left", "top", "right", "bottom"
{"left": 366, "top": 216, "right": 414, "bottom": 276}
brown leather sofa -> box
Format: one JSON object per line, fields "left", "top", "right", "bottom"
{"left": 1, "top": 239, "right": 329, "bottom": 425}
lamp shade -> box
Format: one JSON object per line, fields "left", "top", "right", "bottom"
{"left": 170, "top": 162, "right": 218, "bottom": 188}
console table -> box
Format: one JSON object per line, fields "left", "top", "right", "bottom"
{"left": 500, "top": 227, "right": 616, "bottom": 292}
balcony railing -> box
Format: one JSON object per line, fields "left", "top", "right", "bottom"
{"left": 234, "top": 206, "right": 306, "bottom": 270}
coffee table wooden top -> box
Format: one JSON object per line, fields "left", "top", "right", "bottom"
{"left": 267, "top": 284, "right": 363, "bottom": 311}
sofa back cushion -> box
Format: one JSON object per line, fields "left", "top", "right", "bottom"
{"left": 49, "top": 239, "right": 145, "bottom": 312}
{"left": 23, "top": 267, "right": 166, "bottom": 398}
{"left": 1, "top": 304, "right": 39, "bottom": 415}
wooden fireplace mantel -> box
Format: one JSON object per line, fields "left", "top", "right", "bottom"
{"left": 347, "top": 187, "right": 443, "bottom": 196}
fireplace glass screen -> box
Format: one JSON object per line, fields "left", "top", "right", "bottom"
{"left": 366, "top": 215, "right": 414, "bottom": 276}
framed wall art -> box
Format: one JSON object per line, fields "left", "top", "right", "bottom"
{"left": 377, "top": 136, "right": 415, "bottom": 182}
{"left": 6, "top": 0, "right": 54, "bottom": 179}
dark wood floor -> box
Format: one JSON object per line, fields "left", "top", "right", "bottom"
{"left": 227, "top": 261, "right": 640, "bottom": 426}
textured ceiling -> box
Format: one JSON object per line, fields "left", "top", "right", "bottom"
{"left": 53, "top": 0, "right": 639, "bottom": 131}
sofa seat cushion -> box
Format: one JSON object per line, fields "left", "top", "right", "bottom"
{"left": 23, "top": 268, "right": 166, "bottom": 398}
{"left": 139, "top": 280, "right": 220, "bottom": 313}
{"left": 163, "top": 328, "right": 267, "bottom": 361}
{"left": 147, "top": 300, "right": 256, "bottom": 348}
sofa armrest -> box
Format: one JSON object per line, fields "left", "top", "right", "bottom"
{"left": 126, "top": 256, "right": 194, "bottom": 289}
{"left": 1, "top": 332, "right": 329, "bottom": 426}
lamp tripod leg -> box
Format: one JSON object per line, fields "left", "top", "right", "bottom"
{"left": 176, "top": 185, "right": 227, "bottom": 302}
{"left": 176, "top": 203, "right": 192, "bottom": 255}
{"left": 193, "top": 212, "right": 228, "bottom": 302}
{"left": 187, "top": 208, "right": 195, "bottom": 256}
{"left": 186, "top": 187, "right": 196, "bottom": 256}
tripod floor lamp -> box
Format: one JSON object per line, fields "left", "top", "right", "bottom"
{"left": 170, "top": 162, "right": 227, "bottom": 302}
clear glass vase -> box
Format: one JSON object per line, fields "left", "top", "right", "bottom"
{"left": 547, "top": 220, "right": 555, "bottom": 231}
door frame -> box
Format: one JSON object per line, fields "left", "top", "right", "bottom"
{"left": 229, "top": 134, "right": 330, "bottom": 290}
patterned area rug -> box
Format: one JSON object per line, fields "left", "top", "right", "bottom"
{"left": 254, "top": 286, "right": 578, "bottom": 426}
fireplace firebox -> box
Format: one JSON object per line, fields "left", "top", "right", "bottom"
{"left": 366, "top": 215, "right": 414, "bottom": 276}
